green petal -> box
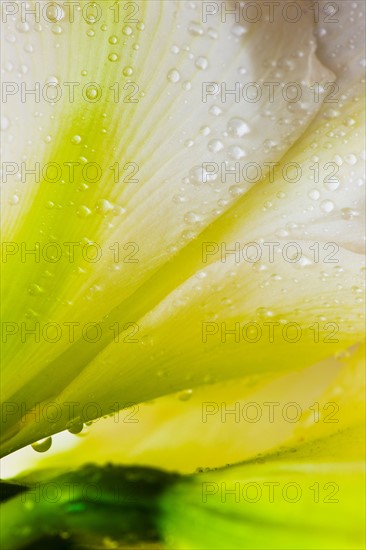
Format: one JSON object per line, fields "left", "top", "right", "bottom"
{"left": 159, "top": 428, "right": 365, "bottom": 549}
{"left": 1, "top": 428, "right": 363, "bottom": 550}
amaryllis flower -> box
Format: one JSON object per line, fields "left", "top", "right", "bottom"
{"left": 1, "top": 1, "right": 365, "bottom": 549}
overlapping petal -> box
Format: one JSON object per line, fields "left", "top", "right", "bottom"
{"left": 1, "top": 1, "right": 364, "bottom": 460}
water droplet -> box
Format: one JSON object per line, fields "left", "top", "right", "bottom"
{"left": 8, "top": 194, "right": 19, "bottom": 205}
{"left": 195, "top": 56, "right": 208, "bottom": 70}
{"left": 123, "top": 66, "right": 134, "bottom": 77}
{"left": 208, "top": 28, "right": 219, "bottom": 39}
{"left": 227, "top": 117, "right": 250, "bottom": 138}
{"left": 167, "top": 69, "right": 180, "bottom": 83}
{"left": 208, "top": 139, "right": 224, "bottom": 153}
{"left": 46, "top": 4, "right": 65, "bottom": 22}
{"left": 87, "top": 29, "right": 95, "bottom": 37}
{"left": 71, "top": 135, "right": 82, "bottom": 144}
{"left": 227, "top": 145, "right": 246, "bottom": 160}
{"left": 344, "top": 153, "right": 357, "bottom": 165}
{"left": 28, "top": 283, "right": 43, "bottom": 295}
{"left": 51, "top": 24, "right": 63, "bottom": 35}
{"left": 178, "top": 389, "right": 193, "bottom": 401}
{"left": 229, "top": 185, "right": 245, "bottom": 196}
{"left": 68, "top": 422, "right": 84, "bottom": 435}
{"left": 320, "top": 200, "right": 334, "bottom": 213}
{"left": 209, "top": 105, "right": 222, "bottom": 116}
{"left": 85, "top": 85, "right": 100, "bottom": 101}
{"left": 324, "top": 108, "right": 340, "bottom": 119}
{"left": 189, "top": 165, "right": 217, "bottom": 185}
{"left": 188, "top": 21, "right": 204, "bottom": 36}
{"left": 31, "top": 437, "right": 52, "bottom": 453}
{"left": 108, "top": 53, "right": 119, "bottom": 62}
{"left": 76, "top": 205, "right": 92, "bottom": 218}
{"left": 341, "top": 207, "right": 360, "bottom": 220}
{"left": 231, "top": 24, "right": 247, "bottom": 37}
{"left": 109, "top": 35, "right": 118, "bottom": 44}
{"left": 111, "top": 206, "right": 125, "bottom": 218}
{"left": 136, "top": 22, "right": 145, "bottom": 31}
{"left": 122, "top": 25, "right": 133, "bottom": 36}
{"left": 308, "top": 189, "right": 320, "bottom": 200}
{"left": 256, "top": 307, "right": 275, "bottom": 319}
{"left": 16, "top": 22, "right": 30, "bottom": 33}
{"left": 173, "top": 194, "right": 187, "bottom": 204}
{"left": 297, "top": 255, "right": 314, "bottom": 268}
{"left": 1, "top": 116, "right": 10, "bottom": 131}
{"left": 345, "top": 116, "right": 356, "bottom": 127}
{"left": 324, "top": 177, "right": 340, "bottom": 191}
{"left": 184, "top": 211, "right": 203, "bottom": 224}
{"left": 95, "top": 199, "right": 113, "bottom": 215}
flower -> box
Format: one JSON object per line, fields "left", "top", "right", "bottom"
{"left": 1, "top": 1, "right": 365, "bottom": 549}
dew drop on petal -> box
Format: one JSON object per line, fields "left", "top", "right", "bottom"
{"left": 1, "top": 116, "right": 10, "bottom": 131}
{"left": 76, "top": 205, "right": 92, "bottom": 218}
{"left": 209, "top": 105, "right": 222, "bottom": 117}
{"left": 122, "top": 25, "right": 133, "bottom": 36}
{"left": 51, "top": 24, "right": 63, "bottom": 35}
{"left": 229, "top": 185, "right": 245, "bottom": 197}
{"left": 68, "top": 423, "right": 84, "bottom": 435}
{"left": 208, "top": 28, "right": 219, "bottom": 39}
{"left": 71, "top": 135, "right": 82, "bottom": 144}
{"left": 324, "top": 177, "right": 340, "bottom": 191}
{"left": 178, "top": 389, "right": 193, "bottom": 401}
{"left": 320, "top": 200, "right": 335, "bottom": 213}
{"left": 188, "top": 21, "right": 204, "bottom": 36}
{"left": 28, "top": 283, "right": 43, "bottom": 295}
{"left": 308, "top": 189, "right": 320, "bottom": 200}
{"left": 123, "top": 66, "right": 134, "bottom": 77}
{"left": 85, "top": 85, "right": 100, "bottom": 100}
{"left": 344, "top": 153, "right": 357, "bottom": 165}
{"left": 95, "top": 199, "right": 113, "bottom": 215}
{"left": 208, "top": 139, "right": 224, "bottom": 153}
{"left": 108, "top": 53, "right": 119, "bottom": 62}
{"left": 167, "top": 69, "right": 180, "bottom": 83}
{"left": 46, "top": 4, "right": 65, "bottom": 21}
{"left": 227, "top": 145, "right": 246, "bottom": 160}
{"left": 16, "top": 22, "right": 30, "bottom": 33}
{"left": 8, "top": 194, "right": 20, "bottom": 205}
{"left": 31, "top": 437, "right": 52, "bottom": 453}
{"left": 227, "top": 117, "right": 251, "bottom": 138}
{"left": 195, "top": 56, "right": 208, "bottom": 70}
{"left": 231, "top": 24, "right": 247, "bottom": 37}
{"left": 256, "top": 307, "right": 275, "bottom": 319}
{"left": 341, "top": 207, "right": 360, "bottom": 220}
{"left": 184, "top": 211, "right": 203, "bottom": 224}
